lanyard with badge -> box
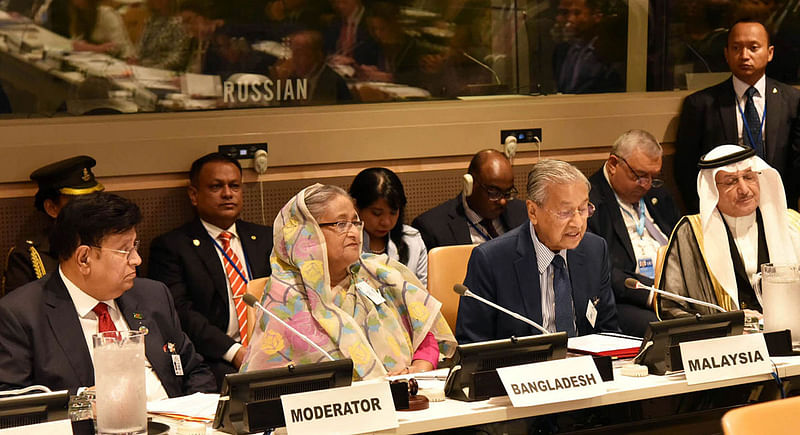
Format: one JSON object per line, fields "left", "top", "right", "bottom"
{"left": 620, "top": 198, "right": 655, "bottom": 279}
{"left": 211, "top": 237, "right": 253, "bottom": 283}
{"left": 737, "top": 94, "right": 767, "bottom": 148}
{"left": 467, "top": 220, "right": 493, "bottom": 242}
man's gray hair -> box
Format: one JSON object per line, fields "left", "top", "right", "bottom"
{"left": 304, "top": 184, "right": 350, "bottom": 221}
{"left": 527, "top": 160, "right": 590, "bottom": 204}
{"left": 611, "top": 129, "right": 662, "bottom": 159}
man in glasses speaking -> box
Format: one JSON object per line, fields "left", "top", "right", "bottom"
{"left": 587, "top": 130, "right": 681, "bottom": 337}
{"left": 456, "top": 160, "right": 620, "bottom": 344}
{"left": 658, "top": 144, "right": 800, "bottom": 319}
{"left": 412, "top": 149, "right": 528, "bottom": 251}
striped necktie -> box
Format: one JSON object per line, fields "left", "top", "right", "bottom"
{"left": 218, "top": 231, "right": 249, "bottom": 346}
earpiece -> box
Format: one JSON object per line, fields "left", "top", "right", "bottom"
{"left": 462, "top": 173, "right": 473, "bottom": 197}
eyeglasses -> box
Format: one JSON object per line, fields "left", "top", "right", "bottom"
{"left": 613, "top": 154, "right": 664, "bottom": 188}
{"left": 92, "top": 240, "right": 140, "bottom": 261}
{"left": 541, "top": 202, "right": 596, "bottom": 221}
{"left": 477, "top": 181, "right": 518, "bottom": 202}
{"left": 716, "top": 171, "right": 761, "bottom": 190}
{"left": 318, "top": 220, "right": 364, "bottom": 234}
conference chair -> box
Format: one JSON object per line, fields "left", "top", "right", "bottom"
{"left": 246, "top": 277, "right": 269, "bottom": 339}
{"left": 427, "top": 244, "right": 476, "bottom": 331}
{"left": 721, "top": 396, "right": 800, "bottom": 435}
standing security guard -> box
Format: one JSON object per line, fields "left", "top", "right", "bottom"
{"left": 3, "top": 156, "right": 104, "bottom": 295}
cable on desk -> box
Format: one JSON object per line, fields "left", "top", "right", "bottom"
{"left": 770, "top": 360, "right": 786, "bottom": 399}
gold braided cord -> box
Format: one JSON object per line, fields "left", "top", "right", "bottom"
{"left": 29, "top": 246, "right": 46, "bottom": 279}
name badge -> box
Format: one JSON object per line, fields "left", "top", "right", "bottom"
{"left": 281, "top": 381, "right": 397, "bottom": 435}
{"left": 355, "top": 281, "right": 385, "bottom": 305}
{"left": 172, "top": 354, "right": 184, "bottom": 376}
{"left": 679, "top": 334, "right": 771, "bottom": 385}
{"left": 586, "top": 297, "right": 598, "bottom": 328}
{"left": 496, "top": 355, "right": 605, "bottom": 407}
{"left": 637, "top": 258, "right": 655, "bottom": 279}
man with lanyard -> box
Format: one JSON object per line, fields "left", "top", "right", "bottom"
{"left": 658, "top": 145, "right": 800, "bottom": 319}
{"left": 412, "top": 149, "right": 529, "bottom": 250}
{"left": 588, "top": 130, "right": 680, "bottom": 336}
{"left": 674, "top": 18, "right": 800, "bottom": 212}
{"left": 149, "top": 153, "right": 273, "bottom": 387}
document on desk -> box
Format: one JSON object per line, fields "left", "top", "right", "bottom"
{"left": 496, "top": 356, "right": 605, "bottom": 407}
{"left": 567, "top": 333, "right": 642, "bottom": 358}
{"left": 147, "top": 392, "right": 219, "bottom": 422}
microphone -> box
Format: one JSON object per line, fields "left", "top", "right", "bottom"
{"left": 453, "top": 284, "right": 549, "bottom": 334}
{"left": 624, "top": 278, "right": 727, "bottom": 313}
{"left": 242, "top": 293, "right": 335, "bottom": 361}
{"left": 460, "top": 50, "right": 501, "bottom": 85}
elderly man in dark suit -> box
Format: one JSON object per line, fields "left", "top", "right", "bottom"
{"left": 149, "top": 153, "right": 272, "bottom": 387}
{"left": 675, "top": 18, "right": 800, "bottom": 212}
{"left": 456, "top": 159, "right": 620, "bottom": 344}
{"left": 412, "top": 149, "right": 528, "bottom": 251}
{"left": 588, "top": 130, "right": 681, "bottom": 337}
{"left": 0, "top": 193, "right": 216, "bottom": 397}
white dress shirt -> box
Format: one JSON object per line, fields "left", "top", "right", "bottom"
{"left": 60, "top": 267, "right": 168, "bottom": 402}
{"left": 732, "top": 74, "right": 767, "bottom": 147}
{"left": 200, "top": 220, "right": 250, "bottom": 362}
{"left": 462, "top": 195, "right": 505, "bottom": 243}
{"left": 529, "top": 222, "right": 576, "bottom": 333}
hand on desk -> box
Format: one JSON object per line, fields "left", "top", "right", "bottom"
{"left": 232, "top": 347, "right": 246, "bottom": 369}
{"left": 73, "top": 40, "right": 116, "bottom": 55}
{"left": 387, "top": 359, "right": 434, "bottom": 376}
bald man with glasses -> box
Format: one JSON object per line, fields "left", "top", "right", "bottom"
{"left": 587, "top": 130, "right": 680, "bottom": 336}
{"left": 456, "top": 160, "right": 620, "bottom": 344}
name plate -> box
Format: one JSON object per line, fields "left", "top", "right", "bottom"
{"left": 496, "top": 356, "right": 605, "bottom": 407}
{"left": 680, "top": 334, "right": 771, "bottom": 385}
{"left": 281, "top": 381, "right": 398, "bottom": 435}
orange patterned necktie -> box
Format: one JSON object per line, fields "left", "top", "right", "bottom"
{"left": 218, "top": 231, "right": 248, "bottom": 346}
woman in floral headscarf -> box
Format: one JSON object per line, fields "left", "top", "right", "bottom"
{"left": 242, "top": 184, "right": 456, "bottom": 380}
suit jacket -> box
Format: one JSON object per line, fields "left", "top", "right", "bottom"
{"left": 587, "top": 168, "right": 680, "bottom": 307}
{"left": 455, "top": 223, "right": 620, "bottom": 344}
{"left": 0, "top": 274, "right": 216, "bottom": 396}
{"left": 411, "top": 194, "right": 529, "bottom": 251}
{"left": 674, "top": 76, "right": 800, "bottom": 211}
{"left": 148, "top": 218, "right": 272, "bottom": 361}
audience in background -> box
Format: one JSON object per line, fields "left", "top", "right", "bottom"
{"left": 242, "top": 184, "right": 455, "bottom": 379}
{"left": 413, "top": 149, "right": 527, "bottom": 251}
{"left": 148, "top": 152, "right": 272, "bottom": 388}
{"left": 136, "top": 0, "right": 191, "bottom": 70}
{"left": 68, "top": 0, "right": 135, "bottom": 59}
{"left": 587, "top": 130, "right": 680, "bottom": 337}
{"left": 4, "top": 156, "right": 104, "bottom": 295}
{"left": 349, "top": 167, "right": 428, "bottom": 286}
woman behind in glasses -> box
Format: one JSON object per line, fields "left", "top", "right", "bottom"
{"left": 242, "top": 184, "right": 455, "bottom": 379}
{"left": 349, "top": 168, "right": 428, "bottom": 286}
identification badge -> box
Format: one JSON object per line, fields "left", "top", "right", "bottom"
{"left": 172, "top": 354, "right": 184, "bottom": 376}
{"left": 356, "top": 281, "right": 386, "bottom": 305}
{"left": 638, "top": 258, "right": 655, "bottom": 279}
{"left": 586, "top": 298, "right": 598, "bottom": 328}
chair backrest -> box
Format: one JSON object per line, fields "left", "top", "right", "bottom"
{"left": 427, "top": 244, "right": 476, "bottom": 331}
{"left": 246, "top": 277, "right": 269, "bottom": 339}
{"left": 721, "top": 396, "right": 800, "bottom": 435}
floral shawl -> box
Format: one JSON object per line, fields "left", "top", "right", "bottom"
{"left": 242, "top": 185, "right": 456, "bottom": 380}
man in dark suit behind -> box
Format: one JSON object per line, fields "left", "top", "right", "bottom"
{"left": 0, "top": 193, "right": 216, "bottom": 397}
{"left": 412, "top": 149, "right": 528, "bottom": 251}
{"left": 675, "top": 18, "right": 800, "bottom": 212}
{"left": 588, "top": 130, "right": 680, "bottom": 337}
{"left": 456, "top": 159, "right": 620, "bottom": 344}
{"left": 149, "top": 153, "right": 272, "bottom": 386}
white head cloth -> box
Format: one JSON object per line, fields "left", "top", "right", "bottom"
{"left": 696, "top": 145, "right": 794, "bottom": 307}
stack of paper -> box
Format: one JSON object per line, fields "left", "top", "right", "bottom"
{"left": 567, "top": 333, "right": 643, "bottom": 358}
{"left": 147, "top": 392, "right": 220, "bottom": 423}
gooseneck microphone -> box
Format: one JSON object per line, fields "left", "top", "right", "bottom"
{"left": 624, "top": 278, "right": 727, "bottom": 313}
{"left": 453, "top": 284, "right": 549, "bottom": 334}
{"left": 242, "top": 293, "right": 335, "bottom": 361}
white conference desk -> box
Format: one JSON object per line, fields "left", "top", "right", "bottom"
{"left": 155, "top": 355, "right": 800, "bottom": 434}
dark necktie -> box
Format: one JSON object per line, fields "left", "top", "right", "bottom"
{"left": 743, "top": 86, "right": 763, "bottom": 157}
{"left": 479, "top": 219, "right": 500, "bottom": 239}
{"left": 92, "top": 303, "right": 117, "bottom": 333}
{"left": 551, "top": 255, "right": 576, "bottom": 337}
{"left": 633, "top": 202, "right": 668, "bottom": 246}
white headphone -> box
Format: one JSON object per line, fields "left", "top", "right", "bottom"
{"left": 462, "top": 173, "right": 473, "bottom": 197}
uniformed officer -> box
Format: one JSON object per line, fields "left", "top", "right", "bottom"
{"left": 3, "top": 156, "right": 104, "bottom": 295}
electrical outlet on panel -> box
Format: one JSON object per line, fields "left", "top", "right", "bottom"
{"left": 500, "top": 129, "right": 542, "bottom": 151}
{"left": 218, "top": 143, "right": 268, "bottom": 169}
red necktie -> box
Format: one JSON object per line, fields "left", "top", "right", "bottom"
{"left": 218, "top": 232, "right": 249, "bottom": 346}
{"left": 92, "top": 303, "right": 117, "bottom": 333}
